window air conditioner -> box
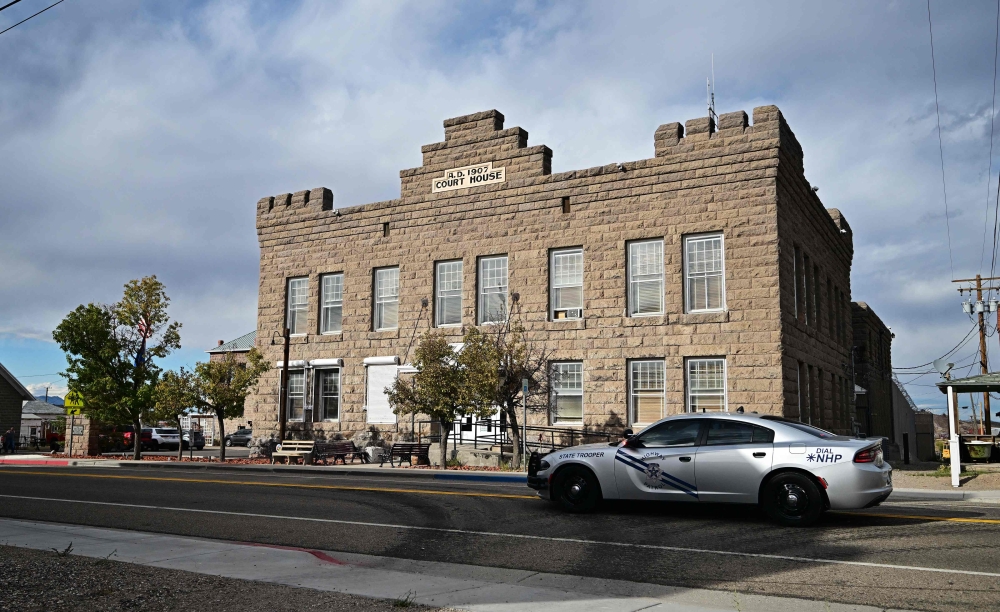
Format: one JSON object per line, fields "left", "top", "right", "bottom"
{"left": 556, "top": 308, "right": 583, "bottom": 320}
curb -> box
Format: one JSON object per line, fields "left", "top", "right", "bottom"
{"left": 889, "top": 488, "right": 1000, "bottom": 502}
{"left": 37, "top": 458, "right": 529, "bottom": 483}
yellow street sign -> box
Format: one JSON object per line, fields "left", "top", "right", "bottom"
{"left": 65, "top": 407, "right": 81, "bottom": 415}
{"left": 65, "top": 391, "right": 84, "bottom": 414}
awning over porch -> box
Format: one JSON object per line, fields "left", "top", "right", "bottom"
{"left": 936, "top": 372, "right": 1000, "bottom": 394}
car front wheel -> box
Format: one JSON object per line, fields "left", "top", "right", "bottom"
{"left": 553, "top": 466, "right": 601, "bottom": 513}
{"left": 225, "top": 439, "right": 232, "bottom": 447}
{"left": 761, "top": 472, "right": 823, "bottom": 527}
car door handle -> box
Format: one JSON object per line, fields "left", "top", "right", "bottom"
{"left": 678, "top": 456, "right": 692, "bottom": 462}
{"left": 753, "top": 452, "right": 767, "bottom": 458}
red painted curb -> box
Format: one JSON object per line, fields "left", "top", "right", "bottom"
{"left": 238, "top": 541, "right": 347, "bottom": 565}
{"left": 0, "top": 459, "right": 69, "bottom": 466}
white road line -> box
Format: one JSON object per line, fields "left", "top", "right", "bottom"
{"left": 3, "top": 493, "right": 1000, "bottom": 579}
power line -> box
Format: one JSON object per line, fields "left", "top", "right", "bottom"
{"left": 0, "top": 0, "right": 65, "bottom": 37}
{"left": 928, "top": 0, "right": 955, "bottom": 279}
{"left": 892, "top": 324, "right": 978, "bottom": 370}
{"left": 0, "top": 1, "right": 23, "bottom": 13}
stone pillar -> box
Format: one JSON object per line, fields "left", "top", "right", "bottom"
{"left": 66, "top": 415, "right": 100, "bottom": 457}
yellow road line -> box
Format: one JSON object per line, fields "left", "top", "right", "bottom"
{"left": 832, "top": 510, "right": 1000, "bottom": 525}
{"left": 0, "top": 469, "right": 538, "bottom": 500}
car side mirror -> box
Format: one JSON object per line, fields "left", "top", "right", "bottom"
{"left": 622, "top": 429, "right": 633, "bottom": 438}
{"left": 624, "top": 436, "right": 641, "bottom": 449}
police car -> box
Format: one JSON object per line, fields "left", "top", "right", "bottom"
{"left": 527, "top": 412, "right": 892, "bottom": 526}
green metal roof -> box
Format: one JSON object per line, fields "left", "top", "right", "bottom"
{"left": 936, "top": 372, "right": 1000, "bottom": 393}
{"left": 206, "top": 331, "right": 256, "bottom": 354}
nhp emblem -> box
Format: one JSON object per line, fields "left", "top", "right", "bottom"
{"left": 643, "top": 463, "right": 665, "bottom": 489}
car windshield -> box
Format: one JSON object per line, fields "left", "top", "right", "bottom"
{"left": 759, "top": 417, "right": 837, "bottom": 439}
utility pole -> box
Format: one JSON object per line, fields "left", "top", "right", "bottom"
{"left": 278, "top": 326, "right": 290, "bottom": 441}
{"left": 954, "top": 274, "right": 1000, "bottom": 435}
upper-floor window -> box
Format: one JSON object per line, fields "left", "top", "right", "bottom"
{"left": 286, "top": 277, "right": 308, "bottom": 336}
{"left": 550, "top": 361, "right": 583, "bottom": 424}
{"left": 374, "top": 267, "right": 399, "bottom": 331}
{"left": 684, "top": 234, "right": 725, "bottom": 312}
{"left": 551, "top": 248, "right": 583, "bottom": 320}
{"left": 686, "top": 358, "right": 726, "bottom": 412}
{"left": 320, "top": 274, "right": 343, "bottom": 334}
{"left": 435, "top": 261, "right": 463, "bottom": 327}
{"left": 629, "top": 359, "right": 665, "bottom": 425}
{"left": 478, "top": 255, "right": 508, "bottom": 324}
{"left": 628, "top": 239, "right": 664, "bottom": 316}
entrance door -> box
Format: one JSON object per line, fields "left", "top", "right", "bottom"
{"left": 366, "top": 364, "right": 398, "bottom": 424}
{"left": 614, "top": 418, "right": 703, "bottom": 501}
{"left": 694, "top": 420, "right": 775, "bottom": 504}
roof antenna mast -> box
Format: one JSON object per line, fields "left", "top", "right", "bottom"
{"left": 707, "top": 53, "right": 718, "bottom": 130}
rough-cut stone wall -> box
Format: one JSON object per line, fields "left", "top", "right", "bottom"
{"left": 248, "top": 105, "right": 854, "bottom": 439}
{"left": 852, "top": 302, "right": 893, "bottom": 438}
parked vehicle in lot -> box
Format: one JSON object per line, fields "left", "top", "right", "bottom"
{"left": 147, "top": 428, "right": 181, "bottom": 451}
{"left": 224, "top": 428, "right": 253, "bottom": 447}
{"left": 182, "top": 429, "right": 205, "bottom": 450}
{"left": 123, "top": 427, "right": 153, "bottom": 451}
{"left": 527, "top": 413, "right": 892, "bottom": 527}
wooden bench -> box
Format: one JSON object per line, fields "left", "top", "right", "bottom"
{"left": 271, "top": 440, "right": 315, "bottom": 465}
{"left": 315, "top": 441, "right": 368, "bottom": 465}
{"left": 380, "top": 442, "right": 431, "bottom": 467}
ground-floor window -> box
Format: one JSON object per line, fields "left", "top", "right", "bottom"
{"left": 550, "top": 362, "right": 583, "bottom": 424}
{"left": 686, "top": 358, "right": 726, "bottom": 412}
{"left": 629, "top": 359, "right": 665, "bottom": 425}
{"left": 317, "top": 369, "right": 340, "bottom": 421}
{"left": 286, "top": 371, "right": 305, "bottom": 421}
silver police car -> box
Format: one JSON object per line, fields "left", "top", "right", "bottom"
{"left": 527, "top": 413, "right": 892, "bottom": 526}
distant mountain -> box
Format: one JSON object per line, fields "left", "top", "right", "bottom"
{"left": 41, "top": 396, "right": 64, "bottom": 406}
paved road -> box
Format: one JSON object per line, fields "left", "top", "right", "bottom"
{"left": 0, "top": 466, "right": 997, "bottom": 611}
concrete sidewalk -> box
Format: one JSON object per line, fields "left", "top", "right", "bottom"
{"left": 0, "top": 518, "right": 903, "bottom": 612}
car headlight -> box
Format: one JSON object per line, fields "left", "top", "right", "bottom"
{"left": 539, "top": 460, "right": 550, "bottom": 471}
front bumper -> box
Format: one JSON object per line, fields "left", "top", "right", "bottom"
{"left": 527, "top": 473, "right": 551, "bottom": 499}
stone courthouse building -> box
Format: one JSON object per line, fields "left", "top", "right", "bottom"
{"left": 246, "top": 105, "right": 861, "bottom": 440}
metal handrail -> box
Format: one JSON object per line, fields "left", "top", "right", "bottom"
{"left": 412, "top": 418, "right": 619, "bottom": 454}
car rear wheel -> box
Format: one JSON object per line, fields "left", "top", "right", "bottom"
{"left": 225, "top": 439, "right": 233, "bottom": 447}
{"left": 553, "top": 466, "right": 601, "bottom": 513}
{"left": 761, "top": 472, "right": 823, "bottom": 527}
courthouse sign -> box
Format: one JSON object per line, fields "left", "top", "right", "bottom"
{"left": 431, "top": 161, "right": 505, "bottom": 193}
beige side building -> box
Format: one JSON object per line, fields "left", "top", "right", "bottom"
{"left": 246, "top": 105, "right": 857, "bottom": 441}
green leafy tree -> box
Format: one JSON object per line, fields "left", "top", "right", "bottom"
{"left": 460, "top": 307, "right": 550, "bottom": 468}
{"left": 152, "top": 368, "right": 196, "bottom": 460}
{"left": 53, "top": 276, "right": 181, "bottom": 460}
{"left": 387, "top": 331, "right": 494, "bottom": 469}
{"left": 188, "top": 349, "right": 269, "bottom": 462}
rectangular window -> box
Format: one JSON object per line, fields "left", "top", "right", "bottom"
{"left": 551, "top": 248, "right": 584, "bottom": 320}
{"left": 802, "top": 254, "right": 811, "bottom": 325}
{"left": 628, "top": 239, "right": 664, "bottom": 316}
{"left": 684, "top": 234, "right": 725, "bottom": 312}
{"left": 550, "top": 362, "right": 583, "bottom": 424}
{"left": 316, "top": 369, "right": 340, "bottom": 421}
{"left": 320, "top": 274, "right": 343, "bottom": 334}
{"left": 817, "top": 368, "right": 825, "bottom": 429}
{"left": 286, "top": 277, "right": 309, "bottom": 336}
{"left": 629, "top": 359, "right": 665, "bottom": 425}
{"left": 826, "top": 278, "right": 834, "bottom": 337}
{"left": 813, "top": 264, "right": 820, "bottom": 328}
{"left": 374, "top": 267, "right": 399, "bottom": 331}
{"left": 686, "top": 358, "right": 726, "bottom": 412}
{"left": 286, "top": 371, "right": 304, "bottom": 421}
{"left": 797, "top": 361, "right": 806, "bottom": 422}
{"left": 793, "top": 246, "right": 801, "bottom": 320}
{"left": 478, "top": 255, "right": 508, "bottom": 324}
{"left": 435, "top": 261, "right": 463, "bottom": 327}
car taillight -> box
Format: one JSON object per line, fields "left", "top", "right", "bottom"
{"left": 854, "top": 446, "right": 878, "bottom": 463}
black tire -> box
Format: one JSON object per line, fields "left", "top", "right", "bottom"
{"left": 225, "top": 439, "right": 233, "bottom": 447}
{"left": 151, "top": 441, "right": 159, "bottom": 452}
{"left": 761, "top": 472, "right": 824, "bottom": 527}
{"left": 553, "top": 466, "right": 601, "bottom": 513}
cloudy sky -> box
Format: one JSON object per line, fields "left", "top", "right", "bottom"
{"left": 1, "top": 0, "right": 998, "bottom": 411}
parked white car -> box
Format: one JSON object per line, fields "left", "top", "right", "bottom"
{"left": 527, "top": 413, "right": 892, "bottom": 526}
{"left": 147, "top": 427, "right": 181, "bottom": 451}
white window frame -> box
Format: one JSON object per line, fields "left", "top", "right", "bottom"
{"left": 684, "top": 233, "right": 726, "bottom": 313}
{"left": 550, "top": 248, "right": 584, "bottom": 321}
{"left": 628, "top": 239, "right": 664, "bottom": 317}
{"left": 286, "top": 370, "right": 305, "bottom": 422}
{"left": 320, "top": 273, "right": 343, "bottom": 334}
{"left": 374, "top": 267, "right": 399, "bottom": 331}
{"left": 550, "top": 361, "right": 584, "bottom": 425}
{"left": 685, "top": 357, "right": 727, "bottom": 413}
{"left": 315, "top": 368, "right": 341, "bottom": 422}
{"left": 478, "top": 255, "right": 508, "bottom": 325}
{"left": 629, "top": 359, "right": 665, "bottom": 426}
{"left": 435, "top": 260, "right": 463, "bottom": 327}
{"left": 286, "top": 277, "right": 309, "bottom": 336}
